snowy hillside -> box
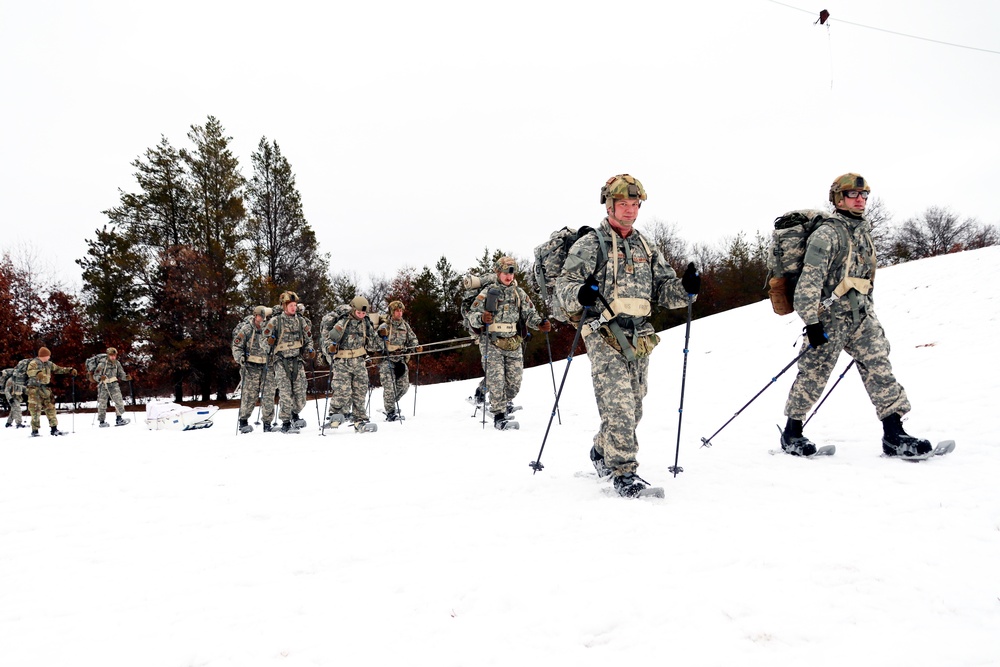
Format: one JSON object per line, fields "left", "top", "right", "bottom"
{"left": 2, "top": 247, "right": 998, "bottom": 667}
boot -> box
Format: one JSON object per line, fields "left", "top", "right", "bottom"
{"left": 281, "top": 421, "right": 299, "bottom": 434}
{"left": 239, "top": 419, "right": 253, "bottom": 434}
{"left": 5, "top": 422, "right": 11, "bottom": 428}
{"left": 881, "top": 413, "right": 932, "bottom": 457}
{"left": 50, "top": 426, "right": 65, "bottom": 436}
{"left": 384, "top": 410, "right": 399, "bottom": 422}
{"left": 493, "top": 412, "right": 508, "bottom": 431}
{"left": 590, "top": 445, "right": 612, "bottom": 478}
{"left": 262, "top": 422, "right": 273, "bottom": 433}
{"left": 31, "top": 429, "right": 40, "bottom": 437}
{"left": 613, "top": 472, "right": 650, "bottom": 498}
{"left": 99, "top": 419, "right": 110, "bottom": 428}
{"left": 116, "top": 415, "right": 127, "bottom": 426}
{"left": 292, "top": 412, "right": 306, "bottom": 429}
{"left": 781, "top": 418, "right": 818, "bottom": 456}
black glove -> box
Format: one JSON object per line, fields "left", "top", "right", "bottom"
{"left": 577, "top": 276, "right": 599, "bottom": 307}
{"left": 805, "top": 322, "right": 828, "bottom": 348}
{"left": 681, "top": 262, "right": 700, "bottom": 295}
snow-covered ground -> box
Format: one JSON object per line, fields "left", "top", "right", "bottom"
{"left": 2, "top": 248, "right": 998, "bottom": 667}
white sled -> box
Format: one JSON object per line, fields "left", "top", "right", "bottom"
{"left": 144, "top": 401, "right": 218, "bottom": 431}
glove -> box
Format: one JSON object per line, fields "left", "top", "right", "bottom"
{"left": 577, "top": 276, "right": 599, "bottom": 307}
{"left": 805, "top": 322, "right": 828, "bottom": 348}
{"left": 377, "top": 324, "right": 388, "bottom": 339}
{"left": 538, "top": 319, "right": 552, "bottom": 333}
{"left": 267, "top": 336, "right": 276, "bottom": 347}
{"left": 328, "top": 343, "right": 339, "bottom": 355}
{"left": 124, "top": 375, "right": 132, "bottom": 381}
{"left": 305, "top": 349, "right": 316, "bottom": 360}
{"left": 481, "top": 311, "right": 493, "bottom": 324}
{"left": 681, "top": 262, "right": 701, "bottom": 295}
{"left": 416, "top": 346, "right": 423, "bottom": 353}
{"left": 71, "top": 369, "right": 78, "bottom": 376}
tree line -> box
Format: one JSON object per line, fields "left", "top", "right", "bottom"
{"left": 2, "top": 115, "right": 997, "bottom": 404}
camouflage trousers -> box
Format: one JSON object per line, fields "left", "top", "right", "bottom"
{"left": 785, "top": 304, "right": 910, "bottom": 421}
{"left": 237, "top": 363, "right": 268, "bottom": 421}
{"left": 483, "top": 339, "right": 523, "bottom": 416}
{"left": 97, "top": 381, "right": 125, "bottom": 422}
{"left": 379, "top": 359, "right": 410, "bottom": 414}
{"left": 5, "top": 387, "right": 24, "bottom": 425}
{"left": 27, "top": 386, "right": 58, "bottom": 430}
{"left": 328, "top": 356, "right": 369, "bottom": 421}
{"left": 587, "top": 333, "right": 649, "bottom": 476}
{"left": 262, "top": 356, "right": 307, "bottom": 423}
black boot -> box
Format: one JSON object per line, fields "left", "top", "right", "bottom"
{"left": 292, "top": 412, "right": 306, "bottom": 429}
{"left": 881, "top": 413, "right": 932, "bottom": 457}
{"left": 781, "top": 418, "right": 818, "bottom": 456}
{"left": 50, "top": 426, "right": 65, "bottom": 436}
{"left": 590, "top": 445, "right": 612, "bottom": 478}
{"left": 239, "top": 419, "right": 253, "bottom": 434}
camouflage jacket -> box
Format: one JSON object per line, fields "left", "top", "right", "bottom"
{"left": 379, "top": 316, "right": 419, "bottom": 362}
{"left": 468, "top": 281, "right": 543, "bottom": 337}
{"left": 554, "top": 219, "right": 690, "bottom": 337}
{"left": 231, "top": 315, "right": 271, "bottom": 365}
{"left": 793, "top": 211, "right": 876, "bottom": 325}
{"left": 262, "top": 312, "right": 314, "bottom": 360}
{"left": 26, "top": 359, "right": 73, "bottom": 389}
{"left": 92, "top": 358, "right": 128, "bottom": 384}
{"left": 325, "top": 313, "right": 382, "bottom": 357}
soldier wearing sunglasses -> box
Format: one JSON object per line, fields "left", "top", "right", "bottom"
{"left": 781, "top": 173, "right": 932, "bottom": 459}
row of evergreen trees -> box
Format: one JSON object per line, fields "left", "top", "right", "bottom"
{"left": 2, "top": 115, "right": 997, "bottom": 404}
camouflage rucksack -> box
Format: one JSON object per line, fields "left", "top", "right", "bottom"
{"left": 459, "top": 272, "right": 500, "bottom": 335}
{"left": 85, "top": 353, "right": 109, "bottom": 382}
{"left": 1, "top": 367, "right": 13, "bottom": 388}
{"left": 765, "top": 210, "right": 850, "bottom": 315}
{"left": 12, "top": 358, "right": 31, "bottom": 388}
{"left": 530, "top": 226, "right": 610, "bottom": 323}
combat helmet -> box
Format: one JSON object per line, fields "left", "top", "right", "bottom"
{"left": 829, "top": 173, "right": 870, "bottom": 208}
{"left": 350, "top": 296, "right": 370, "bottom": 313}
{"left": 600, "top": 174, "right": 647, "bottom": 207}
{"left": 279, "top": 291, "right": 299, "bottom": 305}
{"left": 253, "top": 305, "right": 272, "bottom": 319}
{"left": 388, "top": 300, "right": 404, "bottom": 312}
{"left": 495, "top": 256, "right": 518, "bottom": 274}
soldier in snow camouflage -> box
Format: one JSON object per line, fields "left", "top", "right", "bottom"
{"left": 25, "top": 346, "right": 78, "bottom": 436}
{"left": 468, "top": 256, "right": 550, "bottom": 429}
{"left": 232, "top": 305, "right": 272, "bottom": 433}
{"left": 554, "top": 174, "right": 700, "bottom": 497}
{"left": 377, "top": 300, "right": 420, "bottom": 421}
{"left": 93, "top": 348, "right": 132, "bottom": 426}
{"left": 323, "top": 296, "right": 383, "bottom": 430}
{"left": 781, "top": 173, "right": 932, "bottom": 458}
{"left": 4, "top": 368, "right": 26, "bottom": 428}
{"left": 261, "top": 292, "right": 314, "bottom": 433}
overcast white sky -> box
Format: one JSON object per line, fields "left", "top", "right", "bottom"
{"left": 2, "top": 0, "right": 998, "bottom": 292}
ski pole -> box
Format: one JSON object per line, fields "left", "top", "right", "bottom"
{"left": 320, "top": 364, "right": 332, "bottom": 437}
{"left": 700, "top": 347, "right": 810, "bottom": 448}
{"left": 481, "top": 330, "right": 489, "bottom": 430}
{"left": 530, "top": 307, "right": 588, "bottom": 473}
{"left": 128, "top": 379, "right": 136, "bottom": 427}
{"left": 236, "top": 365, "right": 244, "bottom": 435}
{"left": 413, "top": 352, "right": 419, "bottom": 417}
{"left": 71, "top": 374, "right": 76, "bottom": 434}
{"left": 803, "top": 359, "right": 857, "bottom": 428}
{"left": 311, "top": 357, "right": 322, "bottom": 431}
{"left": 544, "top": 331, "right": 562, "bottom": 426}
{"left": 668, "top": 296, "right": 694, "bottom": 477}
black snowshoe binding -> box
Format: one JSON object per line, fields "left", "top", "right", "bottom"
{"left": 612, "top": 472, "right": 654, "bottom": 498}
{"left": 467, "top": 386, "right": 486, "bottom": 406}
{"left": 590, "top": 445, "right": 612, "bottom": 478}
{"left": 281, "top": 420, "right": 300, "bottom": 434}
{"left": 99, "top": 419, "right": 110, "bottom": 428}
{"left": 50, "top": 426, "right": 65, "bottom": 436}
{"left": 291, "top": 412, "right": 306, "bottom": 429}
{"left": 780, "top": 418, "right": 818, "bottom": 457}
{"left": 116, "top": 415, "right": 130, "bottom": 426}
{"left": 262, "top": 422, "right": 274, "bottom": 433}
{"left": 384, "top": 410, "right": 401, "bottom": 422}
{"left": 353, "top": 419, "right": 377, "bottom": 433}
{"left": 881, "top": 413, "right": 932, "bottom": 458}
{"left": 493, "top": 412, "right": 518, "bottom": 431}
{"left": 239, "top": 419, "right": 253, "bottom": 434}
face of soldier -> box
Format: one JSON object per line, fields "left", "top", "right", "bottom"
{"left": 498, "top": 269, "right": 515, "bottom": 286}
{"left": 354, "top": 309, "right": 366, "bottom": 320}
{"left": 839, "top": 190, "right": 868, "bottom": 215}
{"left": 608, "top": 199, "right": 640, "bottom": 232}
{"left": 107, "top": 354, "right": 117, "bottom": 362}
{"left": 284, "top": 301, "right": 297, "bottom": 316}
{"left": 39, "top": 355, "right": 51, "bottom": 363}
{"left": 254, "top": 314, "right": 264, "bottom": 327}
{"left": 392, "top": 308, "right": 403, "bottom": 321}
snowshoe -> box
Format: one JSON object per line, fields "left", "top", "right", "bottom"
{"left": 292, "top": 413, "right": 307, "bottom": 429}
{"left": 881, "top": 414, "right": 933, "bottom": 458}
{"left": 384, "top": 410, "right": 402, "bottom": 422}
{"left": 466, "top": 387, "right": 486, "bottom": 406}
{"left": 262, "top": 422, "right": 274, "bottom": 433}
{"left": 99, "top": 420, "right": 110, "bottom": 428}
{"left": 779, "top": 420, "right": 819, "bottom": 457}
{"left": 30, "top": 429, "right": 40, "bottom": 438}
{"left": 493, "top": 413, "right": 519, "bottom": 431}
{"left": 115, "top": 416, "right": 130, "bottom": 427}
{"left": 281, "top": 421, "right": 300, "bottom": 434}
{"left": 239, "top": 419, "right": 253, "bottom": 434}
{"left": 612, "top": 473, "right": 664, "bottom": 499}
{"left": 323, "top": 413, "right": 346, "bottom": 429}
{"left": 505, "top": 402, "right": 522, "bottom": 417}
{"left": 353, "top": 420, "right": 377, "bottom": 433}
{"left": 50, "top": 427, "right": 66, "bottom": 436}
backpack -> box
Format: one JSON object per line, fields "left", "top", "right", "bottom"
{"left": 765, "top": 210, "right": 850, "bottom": 316}
{"left": 85, "top": 353, "right": 109, "bottom": 381}
{"left": 1, "top": 368, "right": 13, "bottom": 387}
{"left": 530, "top": 226, "right": 611, "bottom": 323}
{"left": 459, "top": 272, "right": 499, "bottom": 334}
{"left": 13, "top": 358, "right": 31, "bottom": 387}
